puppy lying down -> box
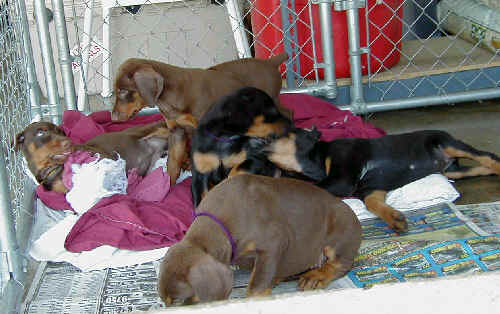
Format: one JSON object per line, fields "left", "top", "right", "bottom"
{"left": 158, "top": 174, "right": 361, "bottom": 305}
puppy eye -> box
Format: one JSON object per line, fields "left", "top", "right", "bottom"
{"left": 118, "top": 89, "right": 128, "bottom": 98}
{"left": 36, "top": 129, "right": 46, "bottom": 137}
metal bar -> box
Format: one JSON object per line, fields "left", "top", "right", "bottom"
{"left": 18, "top": 0, "right": 42, "bottom": 120}
{"left": 34, "top": 0, "right": 61, "bottom": 123}
{"left": 339, "top": 87, "right": 500, "bottom": 114}
{"left": 102, "top": 6, "right": 113, "bottom": 98}
{"left": 225, "top": 0, "right": 252, "bottom": 58}
{"left": 0, "top": 153, "right": 24, "bottom": 287}
{"left": 345, "top": 4, "right": 365, "bottom": 111}
{"left": 317, "top": 0, "right": 337, "bottom": 98}
{"left": 307, "top": 1, "right": 320, "bottom": 83}
{"left": 52, "top": 0, "right": 77, "bottom": 111}
{"left": 77, "top": 0, "right": 95, "bottom": 111}
{"left": 281, "top": 0, "right": 298, "bottom": 89}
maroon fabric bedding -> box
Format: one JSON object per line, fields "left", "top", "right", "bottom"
{"left": 35, "top": 93, "right": 385, "bottom": 252}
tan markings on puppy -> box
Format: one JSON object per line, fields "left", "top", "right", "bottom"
{"left": 193, "top": 152, "right": 220, "bottom": 174}
{"left": 222, "top": 151, "right": 247, "bottom": 168}
{"left": 175, "top": 113, "right": 198, "bottom": 130}
{"left": 227, "top": 165, "right": 247, "bottom": 178}
{"left": 164, "top": 296, "right": 173, "bottom": 306}
{"left": 325, "top": 157, "right": 332, "bottom": 176}
{"left": 298, "top": 246, "right": 343, "bottom": 290}
{"left": 51, "top": 179, "right": 68, "bottom": 194}
{"left": 239, "top": 241, "right": 257, "bottom": 256}
{"left": 443, "top": 147, "right": 500, "bottom": 174}
{"left": 121, "top": 92, "right": 146, "bottom": 120}
{"left": 363, "top": 190, "right": 408, "bottom": 233}
{"left": 246, "top": 288, "right": 272, "bottom": 297}
{"left": 445, "top": 166, "right": 497, "bottom": 179}
{"left": 267, "top": 134, "right": 302, "bottom": 173}
{"left": 245, "top": 115, "right": 285, "bottom": 137}
{"left": 28, "top": 142, "right": 63, "bottom": 170}
{"left": 142, "top": 127, "right": 170, "bottom": 139}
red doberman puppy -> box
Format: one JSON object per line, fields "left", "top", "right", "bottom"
{"left": 111, "top": 53, "right": 291, "bottom": 123}
{"left": 14, "top": 121, "right": 178, "bottom": 193}
{"left": 158, "top": 174, "right": 361, "bottom": 305}
{"left": 257, "top": 127, "right": 500, "bottom": 233}
{"left": 111, "top": 54, "right": 291, "bottom": 184}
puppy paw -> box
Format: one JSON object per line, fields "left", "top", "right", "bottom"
{"left": 297, "top": 268, "right": 331, "bottom": 290}
{"left": 386, "top": 209, "right": 408, "bottom": 234}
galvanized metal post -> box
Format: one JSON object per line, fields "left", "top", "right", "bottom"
{"left": 317, "top": 0, "right": 337, "bottom": 98}
{"left": 18, "top": 0, "right": 42, "bottom": 120}
{"left": 281, "top": 0, "right": 301, "bottom": 89}
{"left": 52, "top": 0, "right": 78, "bottom": 111}
{"left": 0, "top": 154, "right": 24, "bottom": 288}
{"left": 334, "top": 0, "right": 366, "bottom": 112}
{"left": 34, "top": 0, "right": 62, "bottom": 124}
{"left": 77, "top": 0, "right": 95, "bottom": 111}
{"left": 226, "top": 0, "right": 252, "bottom": 58}
{"left": 102, "top": 5, "right": 113, "bottom": 98}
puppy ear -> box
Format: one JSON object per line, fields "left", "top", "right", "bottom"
{"left": 13, "top": 132, "right": 25, "bottom": 151}
{"left": 187, "top": 254, "right": 233, "bottom": 302}
{"left": 133, "top": 66, "right": 164, "bottom": 106}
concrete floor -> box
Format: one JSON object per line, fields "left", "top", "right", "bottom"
{"left": 365, "top": 99, "right": 500, "bottom": 205}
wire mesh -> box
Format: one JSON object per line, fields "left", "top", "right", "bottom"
{"left": 35, "top": 0, "right": 323, "bottom": 110}
{"left": 364, "top": 0, "right": 500, "bottom": 101}
{"left": 0, "top": 0, "right": 33, "bottom": 295}
{"left": 0, "top": 2, "right": 32, "bottom": 230}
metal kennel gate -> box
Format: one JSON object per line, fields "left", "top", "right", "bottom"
{"left": 1, "top": 0, "right": 500, "bottom": 312}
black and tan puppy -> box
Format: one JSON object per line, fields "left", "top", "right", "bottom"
{"left": 260, "top": 128, "right": 500, "bottom": 233}
{"left": 158, "top": 174, "right": 361, "bottom": 305}
{"left": 14, "top": 121, "right": 176, "bottom": 193}
{"left": 190, "top": 87, "right": 293, "bottom": 206}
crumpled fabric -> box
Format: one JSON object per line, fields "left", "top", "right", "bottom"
{"left": 65, "top": 152, "right": 129, "bottom": 215}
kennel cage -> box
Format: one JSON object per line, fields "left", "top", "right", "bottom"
{"left": 1, "top": 0, "right": 500, "bottom": 313}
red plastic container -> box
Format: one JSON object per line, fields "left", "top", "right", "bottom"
{"left": 251, "top": 0, "right": 403, "bottom": 79}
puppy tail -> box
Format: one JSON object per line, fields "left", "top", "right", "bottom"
{"left": 268, "top": 52, "right": 289, "bottom": 67}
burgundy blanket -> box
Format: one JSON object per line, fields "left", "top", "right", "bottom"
{"left": 35, "top": 93, "right": 385, "bottom": 252}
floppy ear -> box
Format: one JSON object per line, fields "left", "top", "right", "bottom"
{"left": 13, "top": 132, "right": 25, "bottom": 151}
{"left": 187, "top": 254, "right": 233, "bottom": 302}
{"left": 133, "top": 66, "right": 164, "bottom": 106}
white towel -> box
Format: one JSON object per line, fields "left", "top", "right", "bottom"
{"left": 343, "top": 174, "right": 460, "bottom": 220}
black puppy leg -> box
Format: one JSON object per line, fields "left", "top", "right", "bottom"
{"left": 442, "top": 139, "right": 500, "bottom": 178}
{"left": 191, "top": 172, "right": 211, "bottom": 208}
{"left": 363, "top": 190, "right": 408, "bottom": 233}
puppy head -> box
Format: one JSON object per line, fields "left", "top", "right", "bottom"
{"left": 263, "top": 127, "right": 326, "bottom": 181}
{"left": 14, "top": 121, "right": 73, "bottom": 191}
{"left": 202, "top": 87, "right": 292, "bottom": 138}
{"left": 112, "top": 59, "right": 165, "bottom": 122}
{"left": 158, "top": 241, "right": 233, "bottom": 306}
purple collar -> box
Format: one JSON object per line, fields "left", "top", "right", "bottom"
{"left": 206, "top": 131, "right": 240, "bottom": 143}
{"left": 194, "top": 212, "right": 237, "bottom": 264}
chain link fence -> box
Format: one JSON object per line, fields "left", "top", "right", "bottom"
{"left": 357, "top": 0, "right": 500, "bottom": 104}
{"left": 0, "top": 0, "right": 35, "bottom": 301}
{"left": 27, "top": 0, "right": 499, "bottom": 113}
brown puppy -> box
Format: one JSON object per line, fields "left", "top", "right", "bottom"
{"left": 111, "top": 53, "right": 291, "bottom": 123}
{"left": 14, "top": 121, "right": 176, "bottom": 193}
{"left": 158, "top": 174, "right": 361, "bottom": 305}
